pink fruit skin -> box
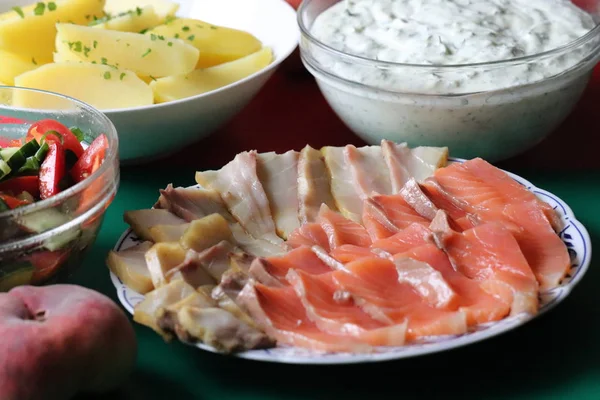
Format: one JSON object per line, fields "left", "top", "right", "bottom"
{"left": 0, "top": 285, "right": 137, "bottom": 400}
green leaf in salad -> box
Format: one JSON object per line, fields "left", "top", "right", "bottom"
{"left": 69, "top": 127, "right": 85, "bottom": 142}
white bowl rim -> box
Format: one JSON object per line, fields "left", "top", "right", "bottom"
{"left": 101, "top": 0, "right": 300, "bottom": 114}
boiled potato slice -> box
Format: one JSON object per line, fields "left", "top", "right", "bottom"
{"left": 107, "top": 241, "right": 154, "bottom": 294}
{"left": 0, "top": 49, "right": 37, "bottom": 85}
{"left": 0, "top": 0, "right": 105, "bottom": 64}
{"left": 180, "top": 214, "right": 232, "bottom": 253}
{"left": 147, "top": 18, "right": 263, "bottom": 68}
{"left": 55, "top": 23, "right": 199, "bottom": 77}
{"left": 105, "top": 0, "right": 179, "bottom": 20}
{"left": 151, "top": 47, "right": 272, "bottom": 103}
{"left": 91, "top": 5, "right": 162, "bottom": 33}
{"left": 13, "top": 62, "right": 153, "bottom": 110}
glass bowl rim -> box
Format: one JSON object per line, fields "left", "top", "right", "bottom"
{"left": 0, "top": 85, "right": 119, "bottom": 219}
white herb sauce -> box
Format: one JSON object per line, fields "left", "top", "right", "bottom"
{"left": 311, "top": 0, "right": 596, "bottom": 93}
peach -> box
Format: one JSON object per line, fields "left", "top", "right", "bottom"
{"left": 0, "top": 285, "right": 137, "bottom": 400}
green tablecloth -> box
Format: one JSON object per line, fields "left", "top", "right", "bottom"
{"left": 72, "top": 165, "right": 600, "bottom": 400}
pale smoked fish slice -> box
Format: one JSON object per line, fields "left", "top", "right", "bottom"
{"left": 238, "top": 282, "right": 373, "bottom": 353}
{"left": 297, "top": 145, "right": 338, "bottom": 224}
{"left": 321, "top": 146, "right": 363, "bottom": 223}
{"left": 157, "top": 184, "right": 235, "bottom": 223}
{"left": 124, "top": 209, "right": 186, "bottom": 241}
{"left": 256, "top": 150, "right": 301, "bottom": 239}
{"left": 345, "top": 144, "right": 393, "bottom": 199}
{"left": 158, "top": 183, "right": 286, "bottom": 257}
{"left": 286, "top": 270, "right": 408, "bottom": 347}
{"left": 133, "top": 279, "right": 197, "bottom": 334}
{"left": 381, "top": 140, "right": 448, "bottom": 193}
{"left": 107, "top": 241, "right": 155, "bottom": 294}
{"left": 195, "top": 151, "right": 284, "bottom": 245}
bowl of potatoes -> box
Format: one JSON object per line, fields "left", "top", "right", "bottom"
{"left": 0, "top": 0, "right": 300, "bottom": 162}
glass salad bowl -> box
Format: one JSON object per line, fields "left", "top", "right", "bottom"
{"left": 0, "top": 86, "right": 119, "bottom": 291}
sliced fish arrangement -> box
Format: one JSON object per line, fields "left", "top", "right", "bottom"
{"left": 107, "top": 141, "right": 571, "bottom": 354}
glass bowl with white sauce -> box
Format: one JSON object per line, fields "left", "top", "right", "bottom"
{"left": 298, "top": 0, "right": 600, "bottom": 161}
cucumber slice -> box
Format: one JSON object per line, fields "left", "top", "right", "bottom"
{"left": 0, "top": 147, "right": 18, "bottom": 161}
{"left": 0, "top": 159, "right": 11, "bottom": 180}
{"left": 4, "top": 150, "right": 25, "bottom": 171}
{"left": 18, "top": 208, "right": 81, "bottom": 251}
{"left": 0, "top": 264, "right": 34, "bottom": 292}
{"left": 19, "top": 140, "right": 40, "bottom": 158}
{"left": 17, "top": 157, "right": 40, "bottom": 176}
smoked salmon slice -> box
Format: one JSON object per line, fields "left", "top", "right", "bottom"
{"left": 287, "top": 223, "right": 330, "bottom": 252}
{"left": 238, "top": 283, "right": 372, "bottom": 352}
{"left": 332, "top": 257, "right": 468, "bottom": 340}
{"left": 431, "top": 158, "right": 569, "bottom": 290}
{"left": 370, "top": 223, "right": 432, "bottom": 256}
{"left": 434, "top": 223, "right": 539, "bottom": 315}
{"left": 248, "top": 246, "right": 333, "bottom": 286}
{"left": 286, "top": 270, "right": 407, "bottom": 346}
{"left": 396, "top": 244, "right": 510, "bottom": 325}
{"left": 362, "top": 194, "right": 430, "bottom": 241}
{"left": 317, "top": 205, "right": 372, "bottom": 250}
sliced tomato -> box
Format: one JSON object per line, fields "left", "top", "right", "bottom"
{"left": 29, "top": 250, "right": 70, "bottom": 284}
{"left": 0, "top": 194, "right": 30, "bottom": 209}
{"left": 70, "top": 134, "right": 109, "bottom": 183}
{"left": 39, "top": 141, "right": 66, "bottom": 200}
{"left": 0, "top": 137, "right": 22, "bottom": 148}
{"left": 0, "top": 176, "right": 40, "bottom": 198}
{"left": 27, "top": 119, "right": 84, "bottom": 158}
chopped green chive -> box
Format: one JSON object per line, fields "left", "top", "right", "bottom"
{"left": 158, "top": 35, "right": 165, "bottom": 40}
{"left": 32, "top": 58, "right": 37, "bottom": 65}
{"left": 182, "top": 26, "right": 190, "bottom": 31}
{"left": 150, "top": 33, "right": 157, "bottom": 41}
{"left": 187, "top": 35, "right": 195, "bottom": 41}
{"left": 103, "top": 71, "right": 111, "bottom": 80}
{"left": 93, "top": 40, "right": 98, "bottom": 49}
{"left": 83, "top": 46, "right": 91, "bottom": 57}
{"left": 141, "top": 48, "right": 152, "bottom": 57}
{"left": 48, "top": 2, "right": 57, "bottom": 11}
{"left": 101, "top": 57, "right": 108, "bottom": 65}
{"left": 135, "top": 6, "right": 143, "bottom": 16}
{"left": 167, "top": 42, "right": 173, "bottom": 47}
{"left": 119, "top": 72, "right": 126, "bottom": 81}
{"left": 149, "top": 75, "right": 157, "bottom": 81}
{"left": 139, "top": 28, "right": 148, "bottom": 34}
{"left": 165, "top": 15, "right": 176, "bottom": 24}
{"left": 73, "top": 41, "right": 82, "bottom": 52}
{"left": 174, "top": 33, "right": 180, "bottom": 38}
{"left": 12, "top": 6, "right": 24, "bottom": 18}
{"left": 210, "top": 26, "right": 218, "bottom": 30}
{"left": 33, "top": 2, "right": 46, "bottom": 16}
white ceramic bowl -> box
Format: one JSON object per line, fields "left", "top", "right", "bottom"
{"left": 0, "top": 0, "right": 300, "bottom": 163}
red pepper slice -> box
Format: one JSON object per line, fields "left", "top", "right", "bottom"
{"left": 0, "top": 137, "right": 22, "bottom": 148}
{"left": 39, "top": 141, "right": 66, "bottom": 200}
{"left": 0, "top": 176, "right": 40, "bottom": 198}
{"left": 27, "top": 119, "right": 84, "bottom": 158}
{"left": 29, "top": 250, "right": 70, "bottom": 284}
{"left": 0, "top": 194, "right": 30, "bottom": 209}
{"left": 70, "top": 134, "right": 109, "bottom": 183}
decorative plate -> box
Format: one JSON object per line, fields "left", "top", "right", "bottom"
{"left": 109, "top": 159, "right": 592, "bottom": 364}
